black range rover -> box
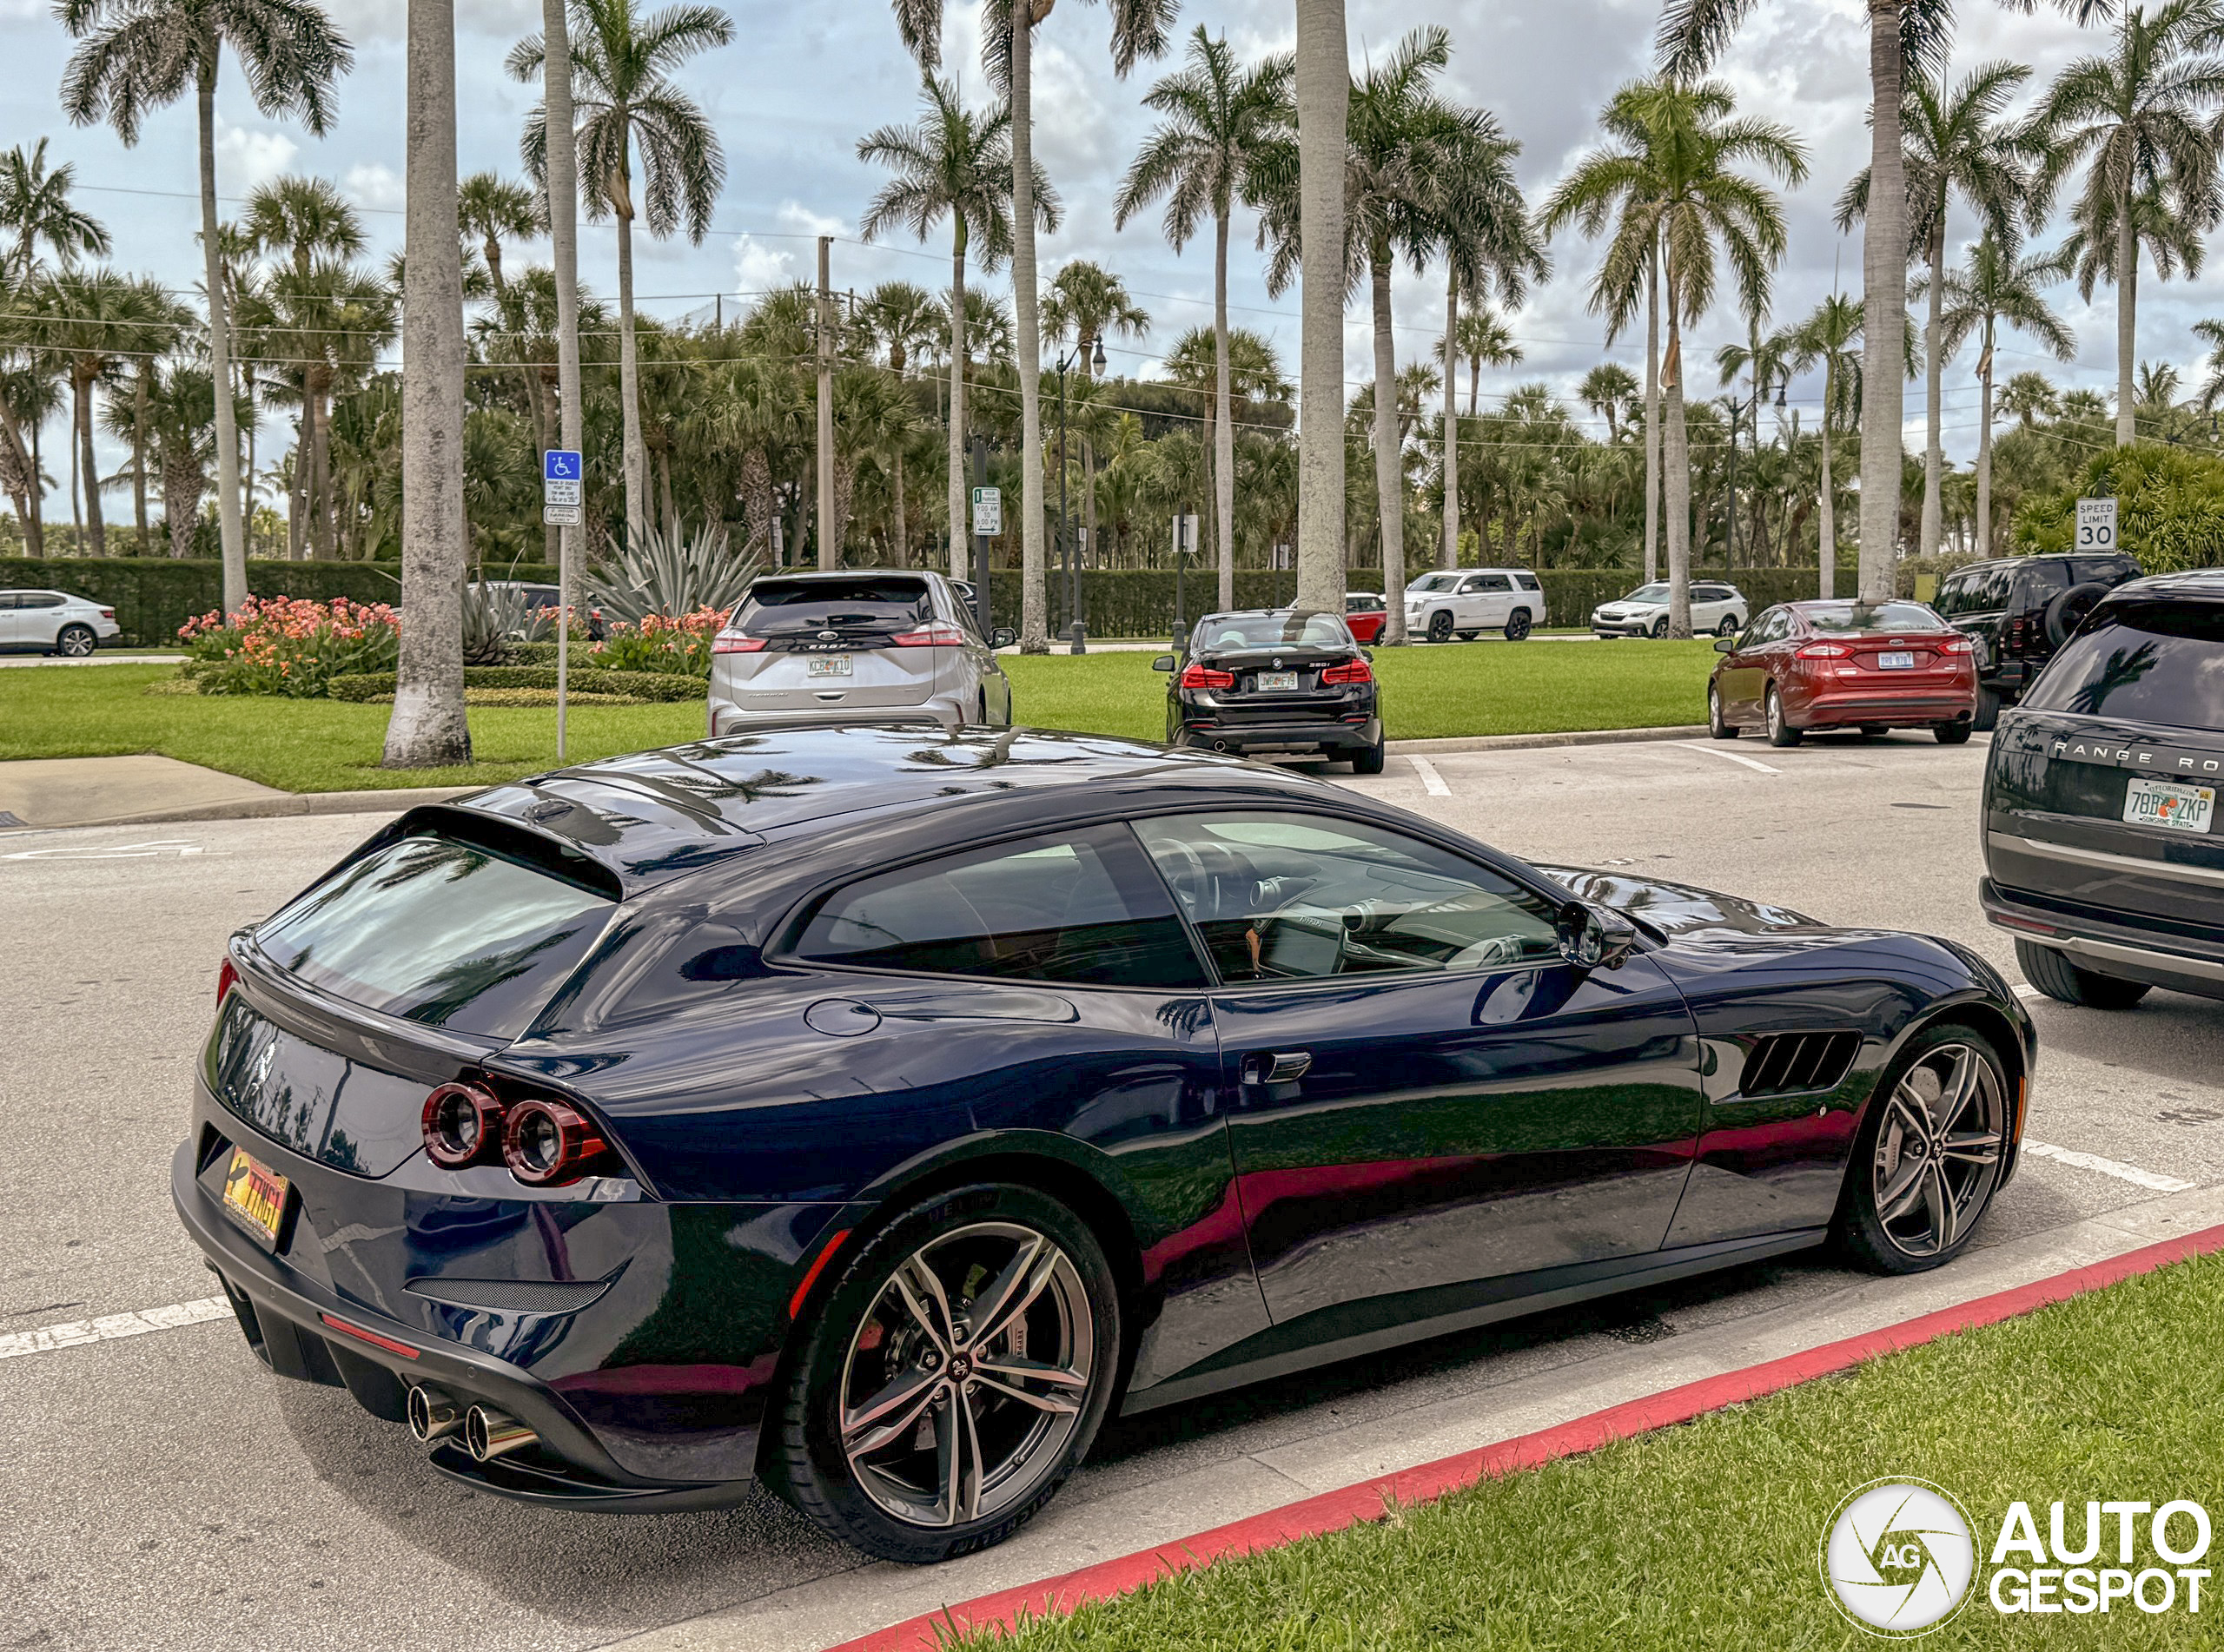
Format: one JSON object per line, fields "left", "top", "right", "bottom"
{"left": 1982, "top": 572, "right": 2224, "bottom": 1008}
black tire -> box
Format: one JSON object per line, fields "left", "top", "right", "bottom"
{"left": 1427, "top": 611, "right": 1454, "bottom": 644}
{"left": 1934, "top": 721, "right": 1972, "bottom": 746}
{"left": 1835, "top": 1021, "right": 2011, "bottom": 1275}
{"left": 1972, "top": 684, "right": 2002, "bottom": 732}
{"left": 1350, "top": 737, "right": 1387, "bottom": 776}
{"left": 1717, "top": 615, "right": 1742, "bottom": 638}
{"left": 773, "top": 1182, "right": 1122, "bottom": 1565}
{"left": 55, "top": 624, "right": 96, "bottom": 659}
{"left": 1650, "top": 617, "right": 1670, "bottom": 639}
{"left": 1505, "top": 610, "right": 1532, "bottom": 642}
{"left": 2015, "top": 938, "right": 2152, "bottom": 1010}
{"left": 1708, "top": 683, "right": 1738, "bottom": 739}
{"left": 1764, "top": 684, "right": 1803, "bottom": 747}
{"left": 2044, "top": 582, "right": 2109, "bottom": 649}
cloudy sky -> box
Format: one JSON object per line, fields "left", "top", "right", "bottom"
{"left": 0, "top": 0, "right": 2196, "bottom": 512}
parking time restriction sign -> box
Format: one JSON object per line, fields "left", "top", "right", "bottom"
{"left": 971, "top": 485, "right": 1001, "bottom": 537}
{"left": 2075, "top": 496, "right": 2117, "bottom": 551}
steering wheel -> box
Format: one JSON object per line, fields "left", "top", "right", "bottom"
{"left": 1153, "top": 838, "right": 1258, "bottom": 920}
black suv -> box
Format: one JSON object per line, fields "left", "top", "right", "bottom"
{"left": 1982, "top": 572, "right": 2224, "bottom": 1009}
{"left": 1934, "top": 552, "right": 2140, "bottom": 728}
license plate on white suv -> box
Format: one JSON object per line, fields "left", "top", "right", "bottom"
{"left": 2125, "top": 775, "right": 2215, "bottom": 834}
{"left": 1256, "top": 671, "right": 1300, "bottom": 692}
{"left": 807, "top": 656, "right": 852, "bottom": 678}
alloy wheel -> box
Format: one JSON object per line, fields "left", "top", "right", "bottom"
{"left": 1871, "top": 1042, "right": 2005, "bottom": 1259}
{"left": 838, "top": 1221, "right": 1094, "bottom": 1529}
{"left": 59, "top": 627, "right": 94, "bottom": 658}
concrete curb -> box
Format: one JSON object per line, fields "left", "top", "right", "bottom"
{"left": 831, "top": 1219, "right": 2224, "bottom": 1652}
{"left": 1387, "top": 724, "right": 1709, "bottom": 756}
{"left": 23, "top": 785, "right": 480, "bottom": 831}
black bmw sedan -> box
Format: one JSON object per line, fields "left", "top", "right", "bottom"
{"left": 1155, "top": 607, "right": 1386, "bottom": 772}
{"left": 177, "top": 726, "right": 2031, "bottom": 1563}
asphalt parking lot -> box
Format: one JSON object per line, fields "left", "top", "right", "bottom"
{"left": 6, "top": 729, "right": 2223, "bottom": 1652}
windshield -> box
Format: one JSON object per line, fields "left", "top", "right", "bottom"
{"left": 1802, "top": 602, "right": 1946, "bottom": 635}
{"left": 733, "top": 577, "right": 932, "bottom": 636}
{"left": 1192, "top": 611, "right": 1352, "bottom": 652}
{"left": 255, "top": 833, "right": 613, "bottom": 1039}
{"left": 1407, "top": 574, "right": 1461, "bottom": 594}
{"left": 2024, "top": 601, "right": 2224, "bottom": 730}
{"left": 1621, "top": 585, "right": 1670, "bottom": 604}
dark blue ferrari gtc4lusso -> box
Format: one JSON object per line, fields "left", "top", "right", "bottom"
{"left": 175, "top": 725, "right": 2034, "bottom": 1563}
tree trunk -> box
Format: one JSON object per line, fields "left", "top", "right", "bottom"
{"left": 1213, "top": 208, "right": 1236, "bottom": 609}
{"left": 2115, "top": 203, "right": 2137, "bottom": 446}
{"left": 163, "top": 452, "right": 201, "bottom": 558}
{"left": 1369, "top": 249, "right": 1407, "bottom": 645}
{"left": 1009, "top": 0, "right": 1049, "bottom": 651}
{"left": 76, "top": 369, "right": 105, "bottom": 556}
{"left": 1643, "top": 241, "right": 1661, "bottom": 585}
{"left": 1082, "top": 438, "right": 1097, "bottom": 577}
{"left": 659, "top": 444, "right": 677, "bottom": 542}
{"left": 242, "top": 382, "right": 257, "bottom": 555}
{"left": 1920, "top": 215, "right": 1945, "bottom": 558}
{"left": 1293, "top": 0, "right": 1349, "bottom": 616}
{"left": 1440, "top": 271, "right": 1459, "bottom": 570}
{"left": 384, "top": 0, "right": 473, "bottom": 769}
{"left": 540, "top": 0, "right": 586, "bottom": 703}
{"left": 1857, "top": 0, "right": 1907, "bottom": 602}
{"left": 288, "top": 418, "right": 307, "bottom": 560}
{"left": 25, "top": 415, "right": 43, "bottom": 556}
{"left": 198, "top": 59, "right": 245, "bottom": 612}
{"left": 1976, "top": 329, "right": 1995, "bottom": 553}
{"left": 132, "top": 362, "right": 149, "bottom": 545}
{"left": 948, "top": 224, "right": 969, "bottom": 578}
{"left": 616, "top": 195, "right": 646, "bottom": 548}
{"left": 1818, "top": 369, "right": 1837, "bottom": 598}
{"left": 891, "top": 447, "right": 908, "bottom": 568}
{"left": 309, "top": 380, "right": 334, "bottom": 559}
{"left": 1663, "top": 306, "right": 1691, "bottom": 638}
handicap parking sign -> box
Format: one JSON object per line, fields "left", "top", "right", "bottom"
{"left": 544, "top": 450, "right": 582, "bottom": 482}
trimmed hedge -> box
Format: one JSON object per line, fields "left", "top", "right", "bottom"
{"left": 327, "top": 665, "right": 703, "bottom": 703}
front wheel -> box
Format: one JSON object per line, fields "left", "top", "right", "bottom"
{"left": 773, "top": 1183, "right": 1122, "bottom": 1564}
{"left": 1764, "top": 684, "right": 1802, "bottom": 748}
{"left": 1505, "top": 610, "right": 1532, "bottom": 642}
{"left": 1835, "top": 1022, "right": 2010, "bottom": 1275}
{"left": 1427, "top": 611, "right": 1454, "bottom": 644}
{"left": 56, "top": 624, "right": 96, "bottom": 658}
{"left": 1650, "top": 617, "right": 1670, "bottom": 639}
{"left": 1708, "top": 684, "right": 1738, "bottom": 739}
{"left": 2015, "top": 938, "right": 2152, "bottom": 1010}
{"left": 1934, "top": 721, "right": 1972, "bottom": 746}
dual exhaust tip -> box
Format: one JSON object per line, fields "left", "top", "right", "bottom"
{"left": 407, "top": 1385, "right": 538, "bottom": 1463}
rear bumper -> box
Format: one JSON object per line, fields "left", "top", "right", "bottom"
{"left": 709, "top": 700, "right": 957, "bottom": 737}
{"left": 1982, "top": 877, "right": 2224, "bottom": 1000}
{"left": 1798, "top": 687, "right": 1974, "bottom": 727}
{"left": 1173, "top": 716, "right": 1381, "bottom": 756}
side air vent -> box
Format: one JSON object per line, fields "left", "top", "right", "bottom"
{"left": 404, "top": 1276, "right": 612, "bottom": 1315}
{"left": 1741, "top": 1031, "right": 1861, "bottom": 1096}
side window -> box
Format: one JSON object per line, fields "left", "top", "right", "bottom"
{"left": 1457, "top": 576, "right": 1487, "bottom": 594}
{"left": 791, "top": 824, "right": 1207, "bottom": 988}
{"left": 1744, "top": 608, "right": 1781, "bottom": 645}
{"left": 19, "top": 592, "right": 63, "bottom": 609}
{"left": 1132, "top": 812, "right": 1563, "bottom": 984}
{"left": 1479, "top": 573, "right": 1513, "bottom": 591}
{"left": 1512, "top": 572, "right": 1541, "bottom": 591}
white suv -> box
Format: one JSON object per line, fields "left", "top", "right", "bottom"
{"left": 1404, "top": 568, "right": 1547, "bottom": 642}
{"left": 1, "top": 589, "right": 120, "bottom": 657}
{"left": 1592, "top": 581, "right": 1748, "bottom": 638}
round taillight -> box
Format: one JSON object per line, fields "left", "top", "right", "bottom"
{"left": 422, "top": 1082, "right": 504, "bottom": 1169}
{"left": 501, "top": 1099, "right": 608, "bottom": 1186}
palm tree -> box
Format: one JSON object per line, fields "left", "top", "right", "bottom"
{"left": 1839, "top": 59, "right": 2032, "bottom": 558}
{"left": 1115, "top": 26, "right": 1290, "bottom": 609}
{"left": 142, "top": 362, "right": 222, "bottom": 557}
{"left": 1438, "top": 305, "right": 1522, "bottom": 419}
{"left": 36, "top": 268, "right": 174, "bottom": 556}
{"left": 246, "top": 174, "right": 364, "bottom": 276}
{"left": 1790, "top": 291, "right": 1863, "bottom": 597}
{"left": 1932, "top": 234, "right": 2074, "bottom": 553}
{"left": 458, "top": 172, "right": 543, "bottom": 300}
{"left": 1543, "top": 76, "right": 1804, "bottom": 636}
{"left": 59, "top": 0, "right": 352, "bottom": 613}
{"left": 261, "top": 259, "right": 397, "bottom": 558}
{"left": 2031, "top": 0, "right": 2224, "bottom": 446}
{"left": 858, "top": 76, "right": 1042, "bottom": 578}
{"left": 386, "top": 0, "right": 470, "bottom": 768}
{"left": 1039, "top": 259, "right": 1149, "bottom": 592}
{"left": 1661, "top": 0, "right": 2115, "bottom": 601}
{"left": 0, "top": 141, "right": 111, "bottom": 281}
{"left": 863, "top": 279, "right": 946, "bottom": 567}
{"left": 1288, "top": 0, "right": 1350, "bottom": 615}
{"left": 1579, "top": 362, "right": 1639, "bottom": 444}
{"left": 1713, "top": 322, "right": 1794, "bottom": 562}
{"left": 510, "top": 0, "right": 731, "bottom": 552}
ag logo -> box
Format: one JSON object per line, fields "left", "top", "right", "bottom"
{"left": 1821, "top": 1479, "right": 1976, "bottom": 1636}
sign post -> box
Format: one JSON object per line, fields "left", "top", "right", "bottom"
{"left": 970, "top": 458, "right": 997, "bottom": 639}
{"left": 1171, "top": 513, "right": 1199, "bottom": 647}
{"left": 2075, "top": 496, "right": 2118, "bottom": 552}
{"left": 544, "top": 450, "right": 583, "bottom": 757}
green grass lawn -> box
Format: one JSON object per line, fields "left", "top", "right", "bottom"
{"left": 970, "top": 1249, "right": 2224, "bottom": 1650}
{"left": 0, "top": 640, "right": 1718, "bottom": 792}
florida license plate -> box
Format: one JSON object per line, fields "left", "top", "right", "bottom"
{"left": 2125, "top": 775, "right": 2215, "bottom": 834}
{"left": 807, "top": 656, "right": 852, "bottom": 678}
{"left": 1879, "top": 651, "right": 1915, "bottom": 670}
{"left": 1257, "top": 671, "right": 1301, "bottom": 691}
{"left": 221, "top": 1146, "right": 289, "bottom": 1248}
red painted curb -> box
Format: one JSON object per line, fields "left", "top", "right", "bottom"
{"left": 831, "top": 1220, "right": 2224, "bottom": 1652}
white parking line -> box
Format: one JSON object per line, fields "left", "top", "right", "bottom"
{"left": 0, "top": 1297, "right": 228, "bottom": 1361}
{"left": 1679, "top": 743, "right": 1780, "bottom": 776}
{"left": 2012, "top": 982, "right": 2045, "bottom": 1001}
{"left": 1408, "top": 757, "right": 1453, "bottom": 796}
{"left": 2022, "top": 1140, "right": 2195, "bottom": 1194}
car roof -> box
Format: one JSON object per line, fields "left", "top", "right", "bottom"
{"left": 2102, "top": 570, "right": 2224, "bottom": 603}
{"left": 755, "top": 569, "right": 937, "bottom": 584}
{"left": 432, "top": 724, "right": 1335, "bottom": 893}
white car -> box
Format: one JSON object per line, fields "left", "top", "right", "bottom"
{"left": 1, "top": 589, "right": 120, "bottom": 657}
{"left": 1592, "top": 581, "right": 1748, "bottom": 638}
{"left": 1404, "top": 568, "right": 1547, "bottom": 642}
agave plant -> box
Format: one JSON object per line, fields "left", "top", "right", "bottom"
{"left": 461, "top": 581, "right": 560, "bottom": 664}
{"left": 587, "top": 520, "right": 763, "bottom": 627}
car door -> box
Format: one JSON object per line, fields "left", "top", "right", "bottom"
{"left": 1691, "top": 585, "right": 1726, "bottom": 631}
{"left": 1719, "top": 607, "right": 1783, "bottom": 721}
{"left": 0, "top": 594, "right": 22, "bottom": 649}
{"left": 1130, "top": 809, "right": 1703, "bottom": 1329}
{"left": 1475, "top": 573, "right": 1515, "bottom": 629}
{"left": 12, "top": 591, "right": 64, "bottom": 649}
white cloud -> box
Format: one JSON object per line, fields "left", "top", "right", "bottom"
{"left": 734, "top": 234, "right": 796, "bottom": 295}
{"left": 344, "top": 162, "right": 406, "bottom": 213}
{"left": 777, "top": 200, "right": 849, "bottom": 239}
{"left": 214, "top": 124, "right": 298, "bottom": 192}
{"left": 320, "top": 0, "right": 537, "bottom": 43}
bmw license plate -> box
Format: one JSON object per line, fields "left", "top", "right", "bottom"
{"left": 2125, "top": 775, "right": 2215, "bottom": 834}
{"left": 221, "top": 1146, "right": 289, "bottom": 1248}
{"left": 1256, "top": 671, "right": 1301, "bottom": 692}
{"left": 1878, "top": 651, "right": 1915, "bottom": 670}
{"left": 807, "top": 656, "right": 852, "bottom": 678}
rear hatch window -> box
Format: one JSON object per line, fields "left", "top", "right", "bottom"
{"left": 2023, "top": 601, "right": 2224, "bottom": 731}
{"left": 255, "top": 831, "right": 615, "bottom": 1040}
{"left": 733, "top": 577, "right": 933, "bottom": 643}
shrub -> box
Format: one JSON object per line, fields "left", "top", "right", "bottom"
{"left": 588, "top": 606, "right": 725, "bottom": 676}
{"left": 2014, "top": 442, "right": 2224, "bottom": 572}
{"left": 180, "top": 595, "right": 400, "bottom": 697}
{"left": 326, "top": 667, "right": 705, "bottom": 704}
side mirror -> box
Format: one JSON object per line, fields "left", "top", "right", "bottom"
{"left": 1362, "top": 649, "right": 1375, "bottom": 663}
{"left": 990, "top": 628, "right": 1017, "bottom": 649}
{"left": 1560, "top": 902, "right": 1638, "bottom": 971}
{"left": 1712, "top": 634, "right": 1738, "bottom": 654}
{"left": 1151, "top": 654, "right": 1176, "bottom": 672}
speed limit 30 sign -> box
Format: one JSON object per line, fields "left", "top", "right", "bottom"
{"left": 2075, "top": 496, "right": 2118, "bottom": 551}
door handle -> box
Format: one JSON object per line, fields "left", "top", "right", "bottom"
{"left": 1243, "top": 1050, "right": 1312, "bottom": 1086}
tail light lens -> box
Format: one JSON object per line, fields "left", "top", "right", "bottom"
{"left": 99, "top": 607, "right": 115, "bottom": 619}
{"left": 712, "top": 632, "right": 765, "bottom": 654}
{"left": 502, "top": 1099, "right": 612, "bottom": 1186}
{"left": 1797, "top": 644, "right": 1850, "bottom": 659}
{"left": 1941, "top": 638, "right": 1974, "bottom": 655}
{"left": 1321, "top": 657, "right": 1373, "bottom": 684}
{"left": 1181, "top": 663, "right": 1235, "bottom": 690}
{"left": 892, "top": 622, "right": 968, "bottom": 647}
{"left": 217, "top": 957, "right": 238, "bottom": 1007}
{"left": 422, "top": 1081, "right": 504, "bottom": 1169}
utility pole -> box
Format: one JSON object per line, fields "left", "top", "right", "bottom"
{"left": 817, "top": 235, "right": 835, "bottom": 570}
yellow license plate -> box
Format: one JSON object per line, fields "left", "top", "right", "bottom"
{"left": 221, "top": 1146, "right": 289, "bottom": 1247}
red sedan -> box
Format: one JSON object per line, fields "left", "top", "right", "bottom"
{"left": 1708, "top": 599, "right": 1977, "bottom": 747}
{"left": 1344, "top": 591, "right": 1387, "bottom": 644}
